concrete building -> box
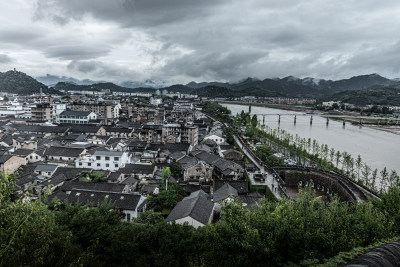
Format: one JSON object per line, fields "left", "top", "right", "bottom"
{"left": 56, "top": 111, "right": 97, "bottom": 124}
{"left": 68, "top": 102, "right": 119, "bottom": 119}
{"left": 162, "top": 124, "right": 198, "bottom": 146}
{"left": 76, "top": 150, "right": 130, "bottom": 172}
{"left": 30, "top": 103, "right": 53, "bottom": 122}
{"left": 51, "top": 103, "right": 67, "bottom": 118}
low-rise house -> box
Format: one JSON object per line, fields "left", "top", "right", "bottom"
{"left": 104, "top": 126, "right": 133, "bottom": 138}
{"left": 141, "top": 184, "right": 159, "bottom": 195}
{"left": 56, "top": 110, "right": 97, "bottom": 124}
{"left": 119, "top": 177, "right": 138, "bottom": 191}
{"left": 44, "top": 146, "right": 86, "bottom": 164}
{"left": 61, "top": 180, "right": 128, "bottom": 194}
{"left": 177, "top": 156, "right": 213, "bottom": 182}
{"left": 11, "top": 149, "right": 44, "bottom": 163}
{"left": 222, "top": 149, "right": 243, "bottom": 161}
{"left": 203, "top": 134, "right": 225, "bottom": 145}
{"left": 76, "top": 150, "right": 130, "bottom": 172}
{"left": 34, "top": 164, "right": 59, "bottom": 178}
{"left": 166, "top": 190, "right": 214, "bottom": 228}
{"left": 67, "top": 125, "right": 106, "bottom": 136}
{"left": 192, "top": 151, "right": 244, "bottom": 180}
{"left": 213, "top": 183, "right": 238, "bottom": 203}
{"left": 12, "top": 125, "right": 69, "bottom": 137}
{"left": 0, "top": 154, "right": 26, "bottom": 174}
{"left": 67, "top": 189, "right": 147, "bottom": 222}
{"left": 12, "top": 136, "right": 38, "bottom": 149}
{"left": 116, "top": 164, "right": 157, "bottom": 181}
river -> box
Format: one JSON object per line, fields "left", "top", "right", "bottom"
{"left": 224, "top": 103, "right": 400, "bottom": 176}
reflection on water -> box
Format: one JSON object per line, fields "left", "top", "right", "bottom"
{"left": 225, "top": 104, "right": 400, "bottom": 175}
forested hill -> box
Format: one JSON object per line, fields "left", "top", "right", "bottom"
{"left": 193, "top": 85, "right": 286, "bottom": 98}
{"left": 328, "top": 85, "right": 400, "bottom": 106}
{"left": 0, "top": 70, "right": 61, "bottom": 95}
{"left": 0, "top": 69, "right": 397, "bottom": 100}
{"left": 187, "top": 74, "right": 395, "bottom": 98}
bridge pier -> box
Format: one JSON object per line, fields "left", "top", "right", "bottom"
{"left": 310, "top": 116, "right": 313, "bottom": 125}
{"left": 294, "top": 115, "right": 297, "bottom": 124}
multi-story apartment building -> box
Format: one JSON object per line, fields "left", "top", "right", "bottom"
{"left": 162, "top": 124, "right": 198, "bottom": 146}
{"left": 68, "top": 102, "right": 120, "bottom": 119}
{"left": 31, "top": 103, "right": 53, "bottom": 122}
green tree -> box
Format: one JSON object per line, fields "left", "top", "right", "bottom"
{"left": 134, "top": 210, "right": 165, "bottom": 224}
{"left": 371, "top": 168, "right": 378, "bottom": 191}
{"left": 380, "top": 167, "right": 389, "bottom": 193}
{"left": 355, "top": 155, "right": 362, "bottom": 182}
{"left": 361, "top": 163, "right": 371, "bottom": 187}
{"left": 168, "top": 163, "right": 181, "bottom": 178}
{"left": 161, "top": 167, "right": 171, "bottom": 190}
{"left": 251, "top": 114, "right": 258, "bottom": 128}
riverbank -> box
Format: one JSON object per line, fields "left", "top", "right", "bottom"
{"left": 220, "top": 100, "right": 400, "bottom": 129}
{"left": 217, "top": 100, "right": 315, "bottom": 113}
{"left": 225, "top": 103, "right": 400, "bottom": 175}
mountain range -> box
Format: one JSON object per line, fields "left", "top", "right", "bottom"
{"left": 1, "top": 70, "right": 399, "bottom": 105}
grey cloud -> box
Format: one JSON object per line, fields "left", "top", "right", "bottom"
{"left": 0, "top": 30, "right": 42, "bottom": 44}
{"left": 45, "top": 46, "right": 110, "bottom": 60}
{"left": 67, "top": 60, "right": 142, "bottom": 81}
{"left": 18, "top": 0, "right": 400, "bottom": 81}
{"left": 344, "top": 41, "right": 400, "bottom": 76}
{"left": 159, "top": 49, "right": 268, "bottom": 81}
{"left": 0, "top": 54, "right": 13, "bottom": 63}
{"left": 34, "top": 0, "right": 221, "bottom": 27}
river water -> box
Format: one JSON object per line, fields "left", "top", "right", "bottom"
{"left": 225, "top": 103, "right": 400, "bottom": 175}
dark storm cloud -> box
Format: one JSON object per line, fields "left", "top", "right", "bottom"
{"left": 0, "top": 54, "right": 12, "bottom": 63}
{"left": 34, "top": 0, "right": 221, "bottom": 27}
{"left": 45, "top": 46, "right": 110, "bottom": 60}
{"left": 160, "top": 49, "right": 268, "bottom": 81}
{"left": 24, "top": 0, "right": 400, "bottom": 81}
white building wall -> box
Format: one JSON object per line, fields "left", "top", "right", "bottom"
{"left": 204, "top": 134, "right": 225, "bottom": 145}
{"left": 173, "top": 217, "right": 204, "bottom": 228}
{"left": 76, "top": 152, "right": 130, "bottom": 172}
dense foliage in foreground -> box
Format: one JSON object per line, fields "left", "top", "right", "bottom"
{"left": 2, "top": 174, "right": 400, "bottom": 266}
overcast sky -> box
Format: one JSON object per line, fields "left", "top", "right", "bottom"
{"left": 1, "top": 0, "right": 400, "bottom": 84}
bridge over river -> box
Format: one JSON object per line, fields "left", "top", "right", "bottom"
{"left": 251, "top": 112, "right": 400, "bottom": 126}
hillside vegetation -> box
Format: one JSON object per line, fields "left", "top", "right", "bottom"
{"left": 328, "top": 86, "right": 400, "bottom": 106}
{"left": 0, "top": 70, "right": 61, "bottom": 95}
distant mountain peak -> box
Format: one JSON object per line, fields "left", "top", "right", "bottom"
{"left": 235, "top": 77, "right": 260, "bottom": 84}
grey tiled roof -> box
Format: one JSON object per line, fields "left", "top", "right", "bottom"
{"left": 34, "top": 164, "right": 58, "bottom": 172}
{"left": 93, "top": 150, "right": 124, "bottom": 157}
{"left": 60, "top": 110, "right": 92, "bottom": 116}
{"left": 213, "top": 183, "right": 238, "bottom": 202}
{"left": 67, "top": 189, "right": 144, "bottom": 211}
{"left": 44, "top": 146, "right": 85, "bottom": 157}
{"left": 166, "top": 190, "right": 214, "bottom": 225}
{"left": 214, "top": 180, "right": 249, "bottom": 194}
{"left": 62, "top": 180, "right": 126, "bottom": 192}
{"left": 119, "top": 164, "right": 156, "bottom": 175}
